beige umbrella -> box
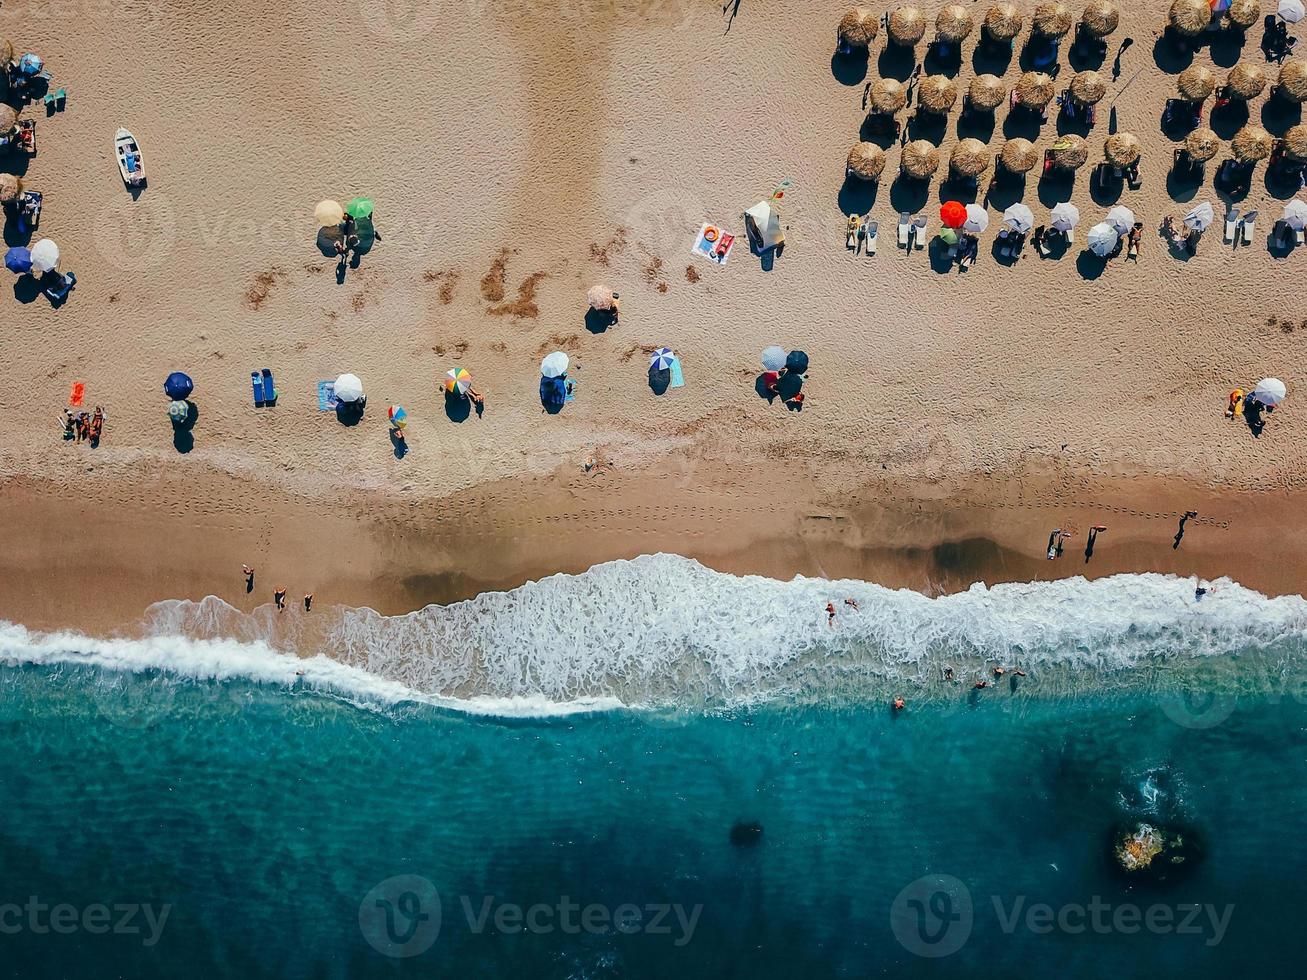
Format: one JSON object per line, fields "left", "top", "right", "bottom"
{"left": 1184, "top": 127, "right": 1221, "bottom": 162}
{"left": 1227, "top": 0, "right": 1262, "bottom": 29}
{"left": 847, "top": 142, "right": 887, "bottom": 180}
{"left": 1177, "top": 64, "right": 1217, "bottom": 101}
{"left": 1226, "top": 63, "right": 1269, "bottom": 100}
{"left": 951, "top": 138, "right": 991, "bottom": 177}
{"left": 889, "top": 6, "right": 928, "bottom": 45}
{"left": 1278, "top": 60, "right": 1307, "bottom": 103}
{"left": 1081, "top": 1, "right": 1120, "bottom": 38}
{"left": 1049, "top": 134, "right": 1089, "bottom": 170}
{"left": 1001, "top": 137, "right": 1040, "bottom": 173}
{"left": 587, "top": 285, "right": 615, "bottom": 310}
{"left": 838, "top": 7, "right": 880, "bottom": 49}
{"left": 870, "top": 77, "right": 908, "bottom": 113}
{"left": 985, "top": 4, "right": 1024, "bottom": 41}
{"left": 1104, "top": 132, "right": 1141, "bottom": 166}
{"left": 918, "top": 75, "right": 959, "bottom": 113}
{"left": 1032, "top": 2, "right": 1074, "bottom": 37}
{"left": 969, "top": 74, "right": 1007, "bottom": 111}
{"left": 1233, "top": 124, "right": 1274, "bottom": 162}
{"left": 1284, "top": 124, "right": 1307, "bottom": 161}
{"left": 0, "top": 104, "right": 17, "bottom": 133}
{"left": 1169, "top": 0, "right": 1212, "bottom": 37}
{"left": 2, "top": 37, "right": 13, "bottom": 66}
{"left": 902, "top": 139, "right": 941, "bottom": 178}
{"left": 0, "top": 173, "right": 21, "bottom": 204}
{"left": 936, "top": 5, "right": 975, "bottom": 42}
{"left": 314, "top": 199, "right": 345, "bottom": 227}
{"left": 1016, "top": 71, "right": 1056, "bottom": 109}
{"left": 1070, "top": 71, "right": 1107, "bottom": 105}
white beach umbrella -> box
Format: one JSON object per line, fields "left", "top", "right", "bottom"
{"left": 1001, "top": 203, "right": 1035, "bottom": 233}
{"left": 1280, "top": 0, "right": 1305, "bottom": 24}
{"left": 541, "top": 351, "right": 569, "bottom": 378}
{"left": 1253, "top": 377, "right": 1287, "bottom": 405}
{"left": 1087, "top": 222, "right": 1120, "bottom": 257}
{"left": 1183, "top": 201, "right": 1215, "bottom": 232}
{"left": 761, "top": 346, "right": 786, "bottom": 371}
{"left": 962, "top": 203, "right": 990, "bottom": 233}
{"left": 1050, "top": 202, "right": 1081, "bottom": 232}
{"left": 1282, "top": 199, "right": 1307, "bottom": 229}
{"left": 1105, "top": 205, "right": 1136, "bottom": 234}
{"left": 29, "top": 238, "right": 59, "bottom": 274}
{"left": 333, "top": 373, "right": 363, "bottom": 402}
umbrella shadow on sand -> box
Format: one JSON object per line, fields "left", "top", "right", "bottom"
{"left": 12, "top": 274, "right": 41, "bottom": 304}
{"left": 584, "top": 307, "right": 616, "bottom": 334}
{"left": 648, "top": 367, "right": 671, "bottom": 396}
{"left": 1075, "top": 249, "right": 1109, "bottom": 279}
{"left": 171, "top": 401, "right": 198, "bottom": 454}
{"left": 831, "top": 51, "right": 869, "bottom": 86}
{"left": 444, "top": 391, "right": 472, "bottom": 423}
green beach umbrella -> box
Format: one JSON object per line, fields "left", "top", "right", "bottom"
{"left": 939, "top": 227, "right": 960, "bottom": 246}
{"left": 345, "top": 197, "right": 374, "bottom": 219}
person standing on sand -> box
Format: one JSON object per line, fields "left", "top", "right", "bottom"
{"left": 303, "top": 594, "right": 313, "bottom": 612}
{"left": 1046, "top": 528, "right": 1071, "bottom": 560}
{"left": 274, "top": 588, "right": 287, "bottom": 611}
{"left": 243, "top": 565, "right": 255, "bottom": 593}
{"left": 1085, "top": 525, "right": 1107, "bottom": 561}
{"left": 1173, "top": 511, "right": 1197, "bottom": 550}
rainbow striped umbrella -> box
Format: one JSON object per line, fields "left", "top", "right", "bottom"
{"left": 387, "top": 405, "right": 407, "bottom": 428}
{"left": 1210, "top": 0, "right": 1232, "bottom": 12}
{"left": 445, "top": 367, "right": 471, "bottom": 395}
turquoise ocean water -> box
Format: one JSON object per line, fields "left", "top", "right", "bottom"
{"left": 2, "top": 556, "right": 1305, "bottom": 977}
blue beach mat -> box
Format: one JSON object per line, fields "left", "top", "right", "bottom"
{"left": 317, "top": 381, "right": 337, "bottom": 411}
{"left": 566, "top": 379, "right": 578, "bottom": 402}
{"left": 669, "top": 357, "right": 684, "bottom": 389}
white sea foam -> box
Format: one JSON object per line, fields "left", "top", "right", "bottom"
{"left": 5, "top": 555, "right": 1307, "bottom": 713}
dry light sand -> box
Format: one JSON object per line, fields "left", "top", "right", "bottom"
{"left": 2, "top": 0, "right": 1307, "bottom": 634}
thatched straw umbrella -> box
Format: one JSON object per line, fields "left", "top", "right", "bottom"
{"left": 1277, "top": 60, "right": 1307, "bottom": 103}
{"left": 1284, "top": 124, "right": 1307, "bottom": 162}
{"left": 936, "top": 5, "right": 975, "bottom": 42}
{"left": 2, "top": 37, "right": 14, "bottom": 66}
{"left": 918, "top": 75, "right": 959, "bottom": 113}
{"left": 1048, "top": 134, "right": 1089, "bottom": 170}
{"left": 968, "top": 74, "right": 1007, "bottom": 112}
{"left": 0, "top": 104, "right": 17, "bottom": 133}
{"left": 847, "top": 142, "right": 887, "bottom": 180}
{"left": 1081, "top": 1, "right": 1120, "bottom": 38}
{"left": 951, "top": 138, "right": 991, "bottom": 178}
{"left": 1232, "top": 125, "right": 1274, "bottom": 162}
{"left": 1227, "top": 0, "right": 1261, "bottom": 29}
{"left": 1184, "top": 127, "right": 1221, "bottom": 163}
{"left": 0, "top": 174, "right": 21, "bottom": 204}
{"left": 1032, "top": 2, "right": 1074, "bottom": 37}
{"left": 1169, "top": 0, "right": 1212, "bottom": 37}
{"left": 1001, "top": 137, "right": 1040, "bottom": 173}
{"left": 1177, "top": 64, "right": 1217, "bottom": 101}
{"left": 870, "top": 78, "right": 908, "bottom": 113}
{"left": 838, "top": 7, "right": 880, "bottom": 49}
{"left": 1226, "top": 63, "right": 1269, "bottom": 100}
{"left": 902, "top": 139, "right": 941, "bottom": 178}
{"left": 985, "top": 4, "right": 1024, "bottom": 42}
{"left": 1015, "top": 71, "right": 1056, "bottom": 109}
{"left": 1070, "top": 71, "right": 1107, "bottom": 105}
{"left": 889, "top": 7, "right": 928, "bottom": 46}
{"left": 1104, "top": 132, "right": 1141, "bottom": 166}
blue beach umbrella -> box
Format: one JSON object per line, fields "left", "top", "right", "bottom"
{"left": 4, "top": 247, "right": 32, "bottom": 274}
{"left": 785, "top": 350, "right": 809, "bottom": 374}
{"left": 164, "top": 372, "right": 194, "bottom": 399}
{"left": 18, "top": 53, "right": 43, "bottom": 75}
{"left": 650, "top": 347, "right": 675, "bottom": 371}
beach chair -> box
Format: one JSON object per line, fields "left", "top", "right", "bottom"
{"left": 1273, "top": 219, "right": 1293, "bottom": 249}
{"left": 1240, "top": 211, "right": 1257, "bottom": 246}
{"left": 261, "top": 368, "right": 277, "bottom": 405}
{"left": 43, "top": 271, "right": 74, "bottom": 302}
{"left": 897, "top": 212, "right": 911, "bottom": 249}
{"left": 912, "top": 215, "right": 927, "bottom": 249}
{"left": 1064, "top": 225, "right": 1074, "bottom": 245}
{"left": 1298, "top": 227, "right": 1305, "bottom": 246}
{"left": 865, "top": 220, "right": 878, "bottom": 256}
{"left": 251, "top": 371, "right": 265, "bottom": 406}
{"left": 1224, "top": 209, "right": 1239, "bottom": 244}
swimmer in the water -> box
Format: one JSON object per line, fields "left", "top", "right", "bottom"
{"left": 892, "top": 697, "right": 905, "bottom": 711}
{"left": 844, "top": 598, "right": 860, "bottom": 611}
{"left": 826, "top": 602, "right": 837, "bottom": 627}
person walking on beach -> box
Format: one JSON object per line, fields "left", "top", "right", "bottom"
{"left": 1173, "top": 511, "right": 1197, "bottom": 550}
{"left": 60, "top": 409, "right": 75, "bottom": 441}
{"left": 303, "top": 593, "right": 313, "bottom": 612}
{"left": 1085, "top": 525, "right": 1107, "bottom": 562}
{"left": 274, "top": 588, "right": 287, "bottom": 611}
{"left": 243, "top": 564, "right": 255, "bottom": 593}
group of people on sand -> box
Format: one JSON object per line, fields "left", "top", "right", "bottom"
{"left": 60, "top": 406, "right": 103, "bottom": 446}
{"left": 244, "top": 565, "right": 312, "bottom": 612}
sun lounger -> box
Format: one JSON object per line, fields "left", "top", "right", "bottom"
{"left": 43, "top": 271, "right": 74, "bottom": 302}
{"left": 897, "top": 212, "right": 911, "bottom": 248}
{"left": 261, "top": 368, "right": 276, "bottom": 405}
{"left": 1064, "top": 226, "right": 1074, "bottom": 244}
{"left": 912, "top": 216, "right": 927, "bottom": 249}
{"left": 1240, "top": 211, "right": 1257, "bottom": 246}
{"left": 865, "top": 220, "right": 877, "bottom": 256}
{"left": 1224, "top": 209, "right": 1239, "bottom": 244}
{"left": 251, "top": 371, "right": 264, "bottom": 406}
{"left": 846, "top": 215, "right": 860, "bottom": 250}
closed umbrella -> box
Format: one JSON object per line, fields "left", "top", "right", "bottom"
{"left": 1001, "top": 203, "right": 1034, "bottom": 233}
{"left": 314, "top": 200, "right": 345, "bottom": 227}
{"left": 1253, "top": 378, "right": 1287, "bottom": 405}
{"left": 168, "top": 400, "right": 189, "bottom": 423}
{"left": 4, "top": 246, "right": 31, "bottom": 274}
{"left": 963, "top": 203, "right": 990, "bottom": 233}
{"left": 1106, "top": 205, "right": 1135, "bottom": 233}
{"left": 164, "top": 372, "right": 194, "bottom": 400}
{"left": 785, "top": 350, "right": 810, "bottom": 374}
{"left": 761, "top": 346, "right": 787, "bottom": 371}
{"left": 940, "top": 200, "right": 968, "bottom": 227}
{"left": 344, "top": 197, "right": 374, "bottom": 219}
{"left": 1050, "top": 202, "right": 1081, "bottom": 232}
{"left": 1282, "top": 200, "right": 1307, "bottom": 229}
{"left": 387, "top": 405, "right": 408, "bottom": 428}
{"left": 650, "top": 347, "right": 675, "bottom": 371}
{"left": 333, "top": 373, "right": 363, "bottom": 402}
{"left": 1183, "top": 201, "right": 1215, "bottom": 232}
{"left": 541, "top": 351, "right": 569, "bottom": 378}
{"left": 445, "top": 367, "right": 471, "bottom": 394}
{"left": 1087, "top": 222, "right": 1120, "bottom": 256}
{"left": 1280, "top": 0, "right": 1305, "bottom": 23}
{"left": 29, "top": 238, "right": 59, "bottom": 274}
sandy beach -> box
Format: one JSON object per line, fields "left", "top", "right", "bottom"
{"left": 3, "top": 0, "right": 1307, "bottom": 636}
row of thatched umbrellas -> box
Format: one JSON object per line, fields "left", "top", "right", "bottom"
{"left": 838, "top": 2, "right": 1117, "bottom": 50}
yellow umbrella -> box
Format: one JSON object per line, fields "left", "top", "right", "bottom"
{"left": 315, "top": 199, "right": 345, "bottom": 227}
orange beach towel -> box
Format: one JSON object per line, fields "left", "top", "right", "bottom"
{"left": 69, "top": 382, "right": 85, "bottom": 407}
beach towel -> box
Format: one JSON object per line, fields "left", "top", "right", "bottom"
{"left": 691, "top": 223, "right": 736, "bottom": 265}
{"left": 317, "top": 380, "right": 338, "bottom": 411}
{"left": 566, "top": 379, "right": 578, "bottom": 402}
{"left": 68, "top": 381, "right": 84, "bottom": 407}
{"left": 669, "top": 357, "right": 685, "bottom": 389}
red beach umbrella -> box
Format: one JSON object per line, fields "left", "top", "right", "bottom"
{"left": 940, "top": 201, "right": 967, "bottom": 228}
